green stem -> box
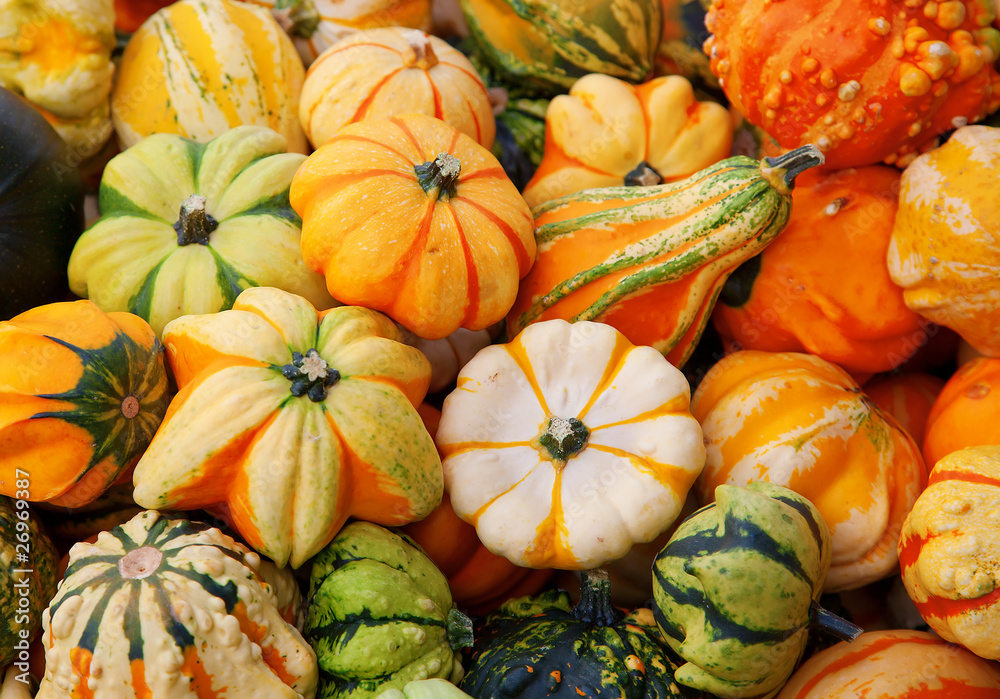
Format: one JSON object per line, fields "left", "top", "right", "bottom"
{"left": 415, "top": 153, "right": 462, "bottom": 200}
{"left": 810, "top": 600, "right": 864, "bottom": 642}
{"left": 760, "top": 144, "right": 825, "bottom": 195}
{"left": 538, "top": 416, "right": 589, "bottom": 461}
{"left": 573, "top": 568, "right": 621, "bottom": 626}
{"left": 174, "top": 194, "right": 218, "bottom": 246}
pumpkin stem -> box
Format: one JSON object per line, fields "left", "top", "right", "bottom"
{"left": 809, "top": 600, "right": 864, "bottom": 642}
{"left": 759, "top": 144, "right": 825, "bottom": 195}
{"left": 272, "top": 0, "right": 320, "bottom": 38}
{"left": 446, "top": 608, "right": 474, "bottom": 651}
{"left": 574, "top": 568, "right": 622, "bottom": 626}
{"left": 281, "top": 349, "right": 340, "bottom": 402}
{"left": 118, "top": 547, "right": 163, "bottom": 580}
{"left": 415, "top": 153, "right": 462, "bottom": 200}
{"left": 175, "top": 194, "right": 219, "bottom": 246}
{"left": 404, "top": 30, "right": 439, "bottom": 70}
{"left": 538, "top": 416, "right": 589, "bottom": 461}
{"left": 624, "top": 161, "right": 664, "bottom": 187}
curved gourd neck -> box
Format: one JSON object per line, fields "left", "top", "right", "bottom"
{"left": 759, "top": 144, "right": 825, "bottom": 195}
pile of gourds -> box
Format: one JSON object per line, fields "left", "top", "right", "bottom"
{"left": 4, "top": 0, "right": 1000, "bottom": 697}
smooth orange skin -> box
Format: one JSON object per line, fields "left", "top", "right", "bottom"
{"left": 865, "top": 372, "right": 945, "bottom": 447}
{"left": 705, "top": 0, "right": 1000, "bottom": 169}
{"left": 712, "top": 166, "right": 929, "bottom": 374}
{"left": 113, "top": 0, "right": 172, "bottom": 32}
{"left": 923, "top": 357, "right": 1000, "bottom": 470}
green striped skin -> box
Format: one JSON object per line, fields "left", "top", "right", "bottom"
{"left": 651, "top": 483, "right": 832, "bottom": 699}
{"left": 460, "top": 574, "right": 704, "bottom": 698}
{"left": 460, "top": 0, "right": 661, "bottom": 93}
{"left": 305, "top": 522, "right": 468, "bottom": 699}
{"left": 508, "top": 147, "right": 824, "bottom": 367}
{"left": 67, "top": 126, "right": 335, "bottom": 337}
{"left": 0, "top": 497, "right": 58, "bottom": 667}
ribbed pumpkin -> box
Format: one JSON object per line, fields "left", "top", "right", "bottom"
{"left": 0, "top": 87, "right": 85, "bottom": 321}
{"left": 776, "top": 630, "right": 1000, "bottom": 698}
{"left": 712, "top": 166, "right": 931, "bottom": 375}
{"left": 300, "top": 28, "right": 494, "bottom": 149}
{"left": 111, "top": 0, "right": 307, "bottom": 154}
{"left": 242, "top": 0, "right": 433, "bottom": 66}
{"left": 37, "top": 510, "right": 318, "bottom": 699}
{"left": 437, "top": 318, "right": 706, "bottom": 571}
{"left": 704, "top": 1, "right": 1000, "bottom": 169}
{"left": 888, "top": 125, "right": 1000, "bottom": 357}
{"left": 0, "top": 497, "right": 59, "bottom": 668}
{"left": 461, "top": 569, "right": 704, "bottom": 699}
{"left": 304, "top": 521, "right": 471, "bottom": 698}
{"left": 507, "top": 145, "right": 824, "bottom": 367}
{"left": 652, "top": 482, "right": 858, "bottom": 699}
{"left": 67, "top": 126, "right": 335, "bottom": 338}
{"left": 459, "top": 0, "right": 661, "bottom": 93}
{"left": 692, "top": 350, "right": 927, "bottom": 592}
{"left": 0, "top": 300, "right": 169, "bottom": 508}
{"left": 131, "top": 287, "right": 442, "bottom": 568}
{"left": 0, "top": 0, "right": 116, "bottom": 158}
{"left": 290, "top": 113, "right": 534, "bottom": 341}
{"left": 923, "top": 357, "right": 1000, "bottom": 470}
{"left": 899, "top": 446, "right": 1000, "bottom": 660}
{"left": 865, "top": 372, "right": 945, "bottom": 448}
{"left": 522, "top": 74, "right": 733, "bottom": 209}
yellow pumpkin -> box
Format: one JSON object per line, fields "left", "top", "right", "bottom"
{"left": 692, "top": 350, "right": 927, "bottom": 592}
{"left": 523, "top": 74, "right": 732, "bottom": 209}
{"left": 290, "top": 113, "right": 534, "bottom": 340}
{"left": 111, "top": 0, "right": 307, "bottom": 154}
{"left": 899, "top": 445, "right": 1000, "bottom": 660}
{"left": 0, "top": 0, "right": 116, "bottom": 158}
{"left": 888, "top": 125, "right": 1000, "bottom": 357}
{"left": 300, "top": 28, "right": 494, "bottom": 149}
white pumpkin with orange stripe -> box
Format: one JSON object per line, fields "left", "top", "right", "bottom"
{"left": 299, "top": 28, "right": 494, "bottom": 149}
{"left": 111, "top": 0, "right": 307, "bottom": 154}
{"left": 435, "top": 318, "right": 706, "bottom": 571}
{"left": 242, "top": 0, "right": 432, "bottom": 66}
{"left": 692, "top": 350, "right": 927, "bottom": 592}
{"left": 899, "top": 445, "right": 1000, "bottom": 660}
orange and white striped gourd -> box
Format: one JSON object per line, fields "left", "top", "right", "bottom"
{"left": 111, "top": 0, "right": 307, "bottom": 154}
{"left": 865, "top": 372, "right": 945, "bottom": 448}
{"left": 899, "top": 446, "right": 1000, "bottom": 659}
{"left": 691, "top": 350, "right": 927, "bottom": 591}
{"left": 436, "top": 319, "right": 706, "bottom": 570}
{"left": 300, "top": 28, "right": 494, "bottom": 149}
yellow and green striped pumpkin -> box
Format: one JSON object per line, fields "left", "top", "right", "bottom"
{"left": 67, "top": 126, "right": 334, "bottom": 338}
{"left": 37, "top": 510, "right": 318, "bottom": 698}
{"left": 111, "top": 0, "right": 307, "bottom": 154}
{"left": 507, "top": 145, "right": 824, "bottom": 367}
{"left": 459, "top": 0, "right": 662, "bottom": 93}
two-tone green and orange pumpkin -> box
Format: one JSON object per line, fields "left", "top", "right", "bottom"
{"left": 37, "top": 510, "right": 318, "bottom": 698}
{"left": 0, "top": 300, "right": 169, "bottom": 508}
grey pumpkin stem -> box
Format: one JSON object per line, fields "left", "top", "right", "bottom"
{"left": 809, "top": 600, "right": 864, "bottom": 642}
{"left": 574, "top": 568, "right": 622, "bottom": 626}
{"left": 415, "top": 153, "right": 462, "bottom": 200}
{"left": 174, "top": 194, "right": 218, "bottom": 246}
{"left": 760, "top": 143, "right": 825, "bottom": 195}
{"left": 447, "top": 607, "right": 474, "bottom": 651}
{"left": 624, "top": 161, "right": 664, "bottom": 187}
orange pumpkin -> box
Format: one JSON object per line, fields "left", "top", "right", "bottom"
{"left": 113, "top": 0, "right": 173, "bottom": 32}
{"left": 704, "top": 0, "right": 1000, "bottom": 169}
{"left": 692, "top": 350, "right": 927, "bottom": 591}
{"left": 865, "top": 372, "right": 946, "bottom": 447}
{"left": 923, "top": 357, "right": 1000, "bottom": 470}
{"left": 712, "top": 166, "right": 932, "bottom": 375}
{"left": 290, "top": 113, "right": 535, "bottom": 340}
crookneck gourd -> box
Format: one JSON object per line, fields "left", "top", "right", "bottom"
{"left": 507, "top": 144, "right": 825, "bottom": 367}
{"left": 652, "top": 482, "right": 862, "bottom": 699}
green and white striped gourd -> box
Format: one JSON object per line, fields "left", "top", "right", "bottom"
{"left": 37, "top": 510, "right": 318, "bottom": 698}
{"left": 67, "top": 126, "right": 335, "bottom": 337}
{"left": 506, "top": 145, "right": 825, "bottom": 367}
{"left": 651, "top": 482, "right": 861, "bottom": 699}
{"left": 304, "top": 522, "right": 472, "bottom": 699}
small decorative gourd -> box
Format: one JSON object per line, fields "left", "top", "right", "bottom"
{"left": 899, "top": 446, "right": 1000, "bottom": 660}
{"left": 437, "top": 318, "right": 706, "bottom": 571}
{"left": 461, "top": 569, "right": 703, "bottom": 698}
{"left": 652, "top": 482, "right": 861, "bottom": 699}
{"left": 36, "top": 510, "right": 318, "bottom": 698}
{"left": 864, "top": 372, "right": 945, "bottom": 448}
{"left": 131, "top": 287, "right": 442, "bottom": 568}
{"left": 290, "top": 113, "right": 535, "bottom": 341}
{"left": 67, "top": 126, "right": 335, "bottom": 337}
{"left": 300, "top": 28, "right": 494, "bottom": 149}
{"left": 922, "top": 357, "right": 1000, "bottom": 470}
{"left": 304, "top": 521, "right": 472, "bottom": 698}
{"left": 522, "top": 74, "right": 732, "bottom": 208}
{"left": 0, "top": 300, "right": 169, "bottom": 508}
{"left": 377, "top": 679, "right": 473, "bottom": 699}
